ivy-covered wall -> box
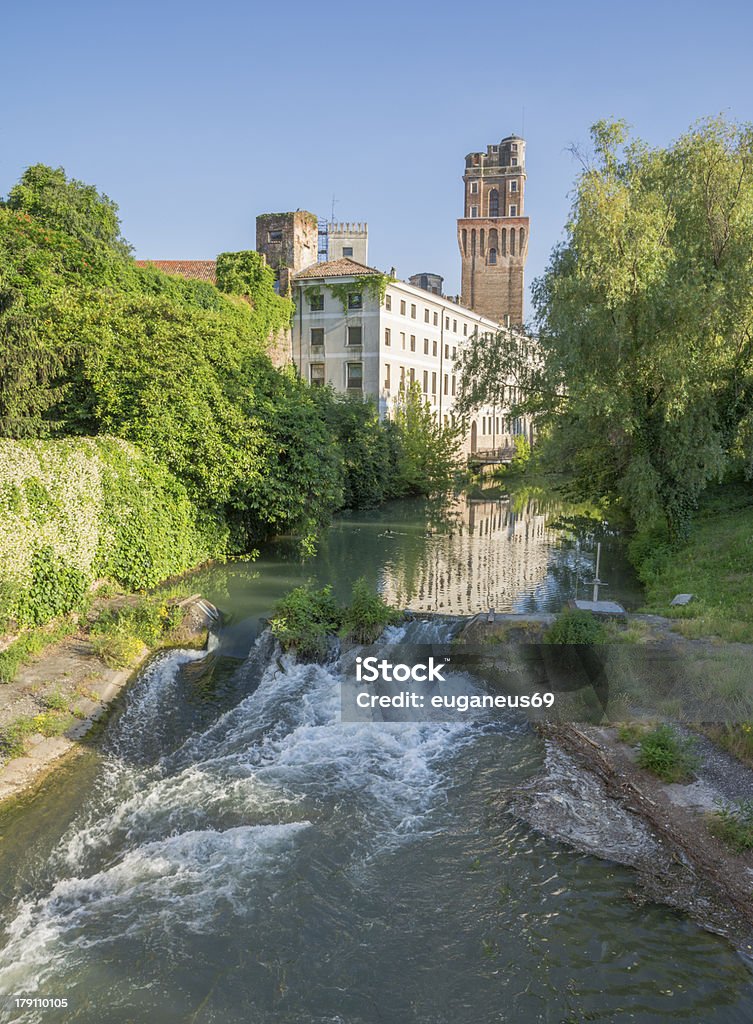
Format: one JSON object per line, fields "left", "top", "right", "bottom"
{"left": 0, "top": 437, "right": 226, "bottom": 627}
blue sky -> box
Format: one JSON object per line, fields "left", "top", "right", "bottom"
{"left": 2, "top": 0, "right": 752, "bottom": 320}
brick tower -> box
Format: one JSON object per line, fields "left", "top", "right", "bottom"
{"left": 457, "top": 135, "right": 529, "bottom": 325}
{"left": 256, "top": 211, "right": 318, "bottom": 294}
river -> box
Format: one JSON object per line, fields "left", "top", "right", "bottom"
{"left": 0, "top": 496, "right": 752, "bottom": 1023}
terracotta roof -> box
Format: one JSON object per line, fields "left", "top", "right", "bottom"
{"left": 135, "top": 260, "right": 217, "bottom": 284}
{"left": 294, "top": 257, "right": 383, "bottom": 280}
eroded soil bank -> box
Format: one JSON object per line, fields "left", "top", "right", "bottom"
{"left": 459, "top": 611, "right": 753, "bottom": 950}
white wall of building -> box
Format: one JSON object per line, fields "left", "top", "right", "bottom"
{"left": 292, "top": 273, "right": 533, "bottom": 454}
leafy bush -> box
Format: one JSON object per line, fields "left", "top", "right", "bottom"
{"left": 544, "top": 609, "right": 607, "bottom": 644}
{"left": 637, "top": 724, "right": 699, "bottom": 782}
{"left": 340, "top": 577, "right": 401, "bottom": 644}
{"left": 89, "top": 632, "right": 144, "bottom": 669}
{"left": 709, "top": 800, "right": 753, "bottom": 852}
{"left": 269, "top": 584, "right": 342, "bottom": 661}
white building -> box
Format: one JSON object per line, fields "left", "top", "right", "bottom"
{"left": 292, "top": 258, "right": 532, "bottom": 454}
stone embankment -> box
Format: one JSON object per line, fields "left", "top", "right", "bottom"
{"left": 0, "top": 594, "right": 219, "bottom": 805}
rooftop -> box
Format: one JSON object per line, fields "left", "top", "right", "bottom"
{"left": 294, "top": 257, "right": 382, "bottom": 280}
{"left": 135, "top": 260, "right": 217, "bottom": 284}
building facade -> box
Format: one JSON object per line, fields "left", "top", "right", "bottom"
{"left": 326, "top": 222, "right": 369, "bottom": 263}
{"left": 292, "top": 258, "right": 532, "bottom": 453}
{"left": 457, "top": 135, "right": 529, "bottom": 325}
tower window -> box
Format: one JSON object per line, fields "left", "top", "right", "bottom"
{"left": 509, "top": 205, "right": 518, "bottom": 217}
{"left": 470, "top": 205, "right": 479, "bottom": 218}
{"left": 346, "top": 362, "right": 363, "bottom": 389}
{"left": 489, "top": 248, "right": 497, "bottom": 265}
{"left": 510, "top": 180, "right": 518, "bottom": 192}
{"left": 470, "top": 181, "right": 479, "bottom": 194}
{"left": 489, "top": 189, "right": 499, "bottom": 217}
{"left": 343, "top": 246, "right": 353, "bottom": 257}
{"left": 268, "top": 229, "right": 283, "bottom": 242}
{"left": 511, "top": 157, "right": 518, "bottom": 166}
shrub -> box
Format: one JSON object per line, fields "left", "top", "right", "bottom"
{"left": 269, "top": 584, "right": 342, "bottom": 661}
{"left": 544, "top": 609, "right": 607, "bottom": 645}
{"left": 341, "top": 577, "right": 401, "bottom": 645}
{"left": 709, "top": 800, "right": 753, "bottom": 852}
{"left": 637, "top": 724, "right": 699, "bottom": 782}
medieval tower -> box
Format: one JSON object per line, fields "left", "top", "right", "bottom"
{"left": 457, "top": 135, "right": 529, "bottom": 325}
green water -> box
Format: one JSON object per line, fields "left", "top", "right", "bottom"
{"left": 0, "top": 495, "right": 751, "bottom": 1024}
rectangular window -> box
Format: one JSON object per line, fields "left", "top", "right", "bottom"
{"left": 452, "top": 346, "right": 456, "bottom": 359}
{"left": 452, "top": 319, "right": 457, "bottom": 332}
{"left": 310, "top": 328, "right": 324, "bottom": 347}
{"left": 400, "top": 366, "right": 406, "bottom": 384}
{"left": 511, "top": 157, "right": 518, "bottom": 165}
{"left": 470, "top": 205, "right": 479, "bottom": 218}
{"left": 310, "top": 363, "right": 325, "bottom": 387}
{"left": 432, "top": 340, "right": 438, "bottom": 357}
{"left": 410, "top": 303, "right": 416, "bottom": 319}
{"left": 268, "top": 229, "right": 283, "bottom": 242}
{"left": 509, "top": 180, "right": 518, "bottom": 192}
{"left": 423, "top": 338, "right": 429, "bottom": 354}
{"left": 444, "top": 344, "right": 449, "bottom": 358}
{"left": 309, "top": 293, "right": 324, "bottom": 311}
{"left": 346, "top": 362, "right": 363, "bottom": 389}
{"left": 347, "top": 325, "right": 362, "bottom": 346}
{"left": 409, "top": 367, "right": 415, "bottom": 384}
{"left": 445, "top": 317, "right": 450, "bottom": 329}
{"left": 385, "top": 294, "right": 392, "bottom": 311}
{"left": 509, "top": 205, "right": 517, "bottom": 217}
{"left": 424, "top": 309, "right": 430, "bottom": 323}
{"left": 463, "top": 323, "right": 468, "bottom": 336}
{"left": 400, "top": 332, "right": 406, "bottom": 350}
{"left": 348, "top": 293, "right": 363, "bottom": 310}
{"left": 433, "top": 312, "right": 438, "bottom": 326}
{"left": 443, "top": 374, "right": 448, "bottom": 395}
{"left": 343, "top": 246, "right": 353, "bottom": 257}
{"left": 384, "top": 363, "right": 391, "bottom": 390}
{"left": 431, "top": 372, "right": 437, "bottom": 395}
{"left": 400, "top": 300, "right": 406, "bottom": 315}
{"left": 423, "top": 370, "right": 429, "bottom": 393}
{"left": 385, "top": 328, "right": 391, "bottom": 346}
{"left": 470, "top": 181, "right": 478, "bottom": 194}
{"left": 452, "top": 375, "right": 456, "bottom": 396}
{"left": 410, "top": 335, "right": 416, "bottom": 352}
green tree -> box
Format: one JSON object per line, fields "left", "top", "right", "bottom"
{"left": 5, "top": 164, "right": 131, "bottom": 256}
{"left": 390, "top": 382, "right": 462, "bottom": 496}
{"left": 457, "top": 117, "right": 753, "bottom": 539}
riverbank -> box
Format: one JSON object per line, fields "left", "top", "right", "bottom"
{"left": 633, "top": 482, "right": 753, "bottom": 642}
{"left": 0, "top": 593, "right": 219, "bottom": 805}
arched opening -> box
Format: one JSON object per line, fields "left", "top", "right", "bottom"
{"left": 519, "top": 227, "right": 525, "bottom": 252}
{"left": 470, "top": 421, "right": 478, "bottom": 452}
{"left": 510, "top": 230, "right": 516, "bottom": 256}
{"left": 462, "top": 228, "right": 467, "bottom": 255}
{"left": 489, "top": 189, "right": 499, "bottom": 217}
{"left": 501, "top": 228, "right": 507, "bottom": 256}
{"left": 480, "top": 228, "right": 485, "bottom": 254}
{"left": 471, "top": 228, "right": 476, "bottom": 253}
{"left": 488, "top": 248, "right": 497, "bottom": 265}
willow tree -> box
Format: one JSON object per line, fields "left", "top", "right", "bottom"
{"left": 457, "top": 117, "right": 753, "bottom": 539}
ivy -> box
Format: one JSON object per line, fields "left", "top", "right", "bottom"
{"left": 325, "top": 273, "right": 392, "bottom": 312}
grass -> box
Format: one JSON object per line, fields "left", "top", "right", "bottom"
{"left": 0, "top": 617, "right": 79, "bottom": 684}
{"left": 0, "top": 708, "right": 77, "bottom": 761}
{"left": 708, "top": 800, "right": 753, "bottom": 853}
{"left": 634, "top": 483, "right": 753, "bottom": 642}
{"left": 636, "top": 724, "right": 699, "bottom": 782}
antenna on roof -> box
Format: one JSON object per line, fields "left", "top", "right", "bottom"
{"left": 330, "top": 194, "right": 338, "bottom": 224}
